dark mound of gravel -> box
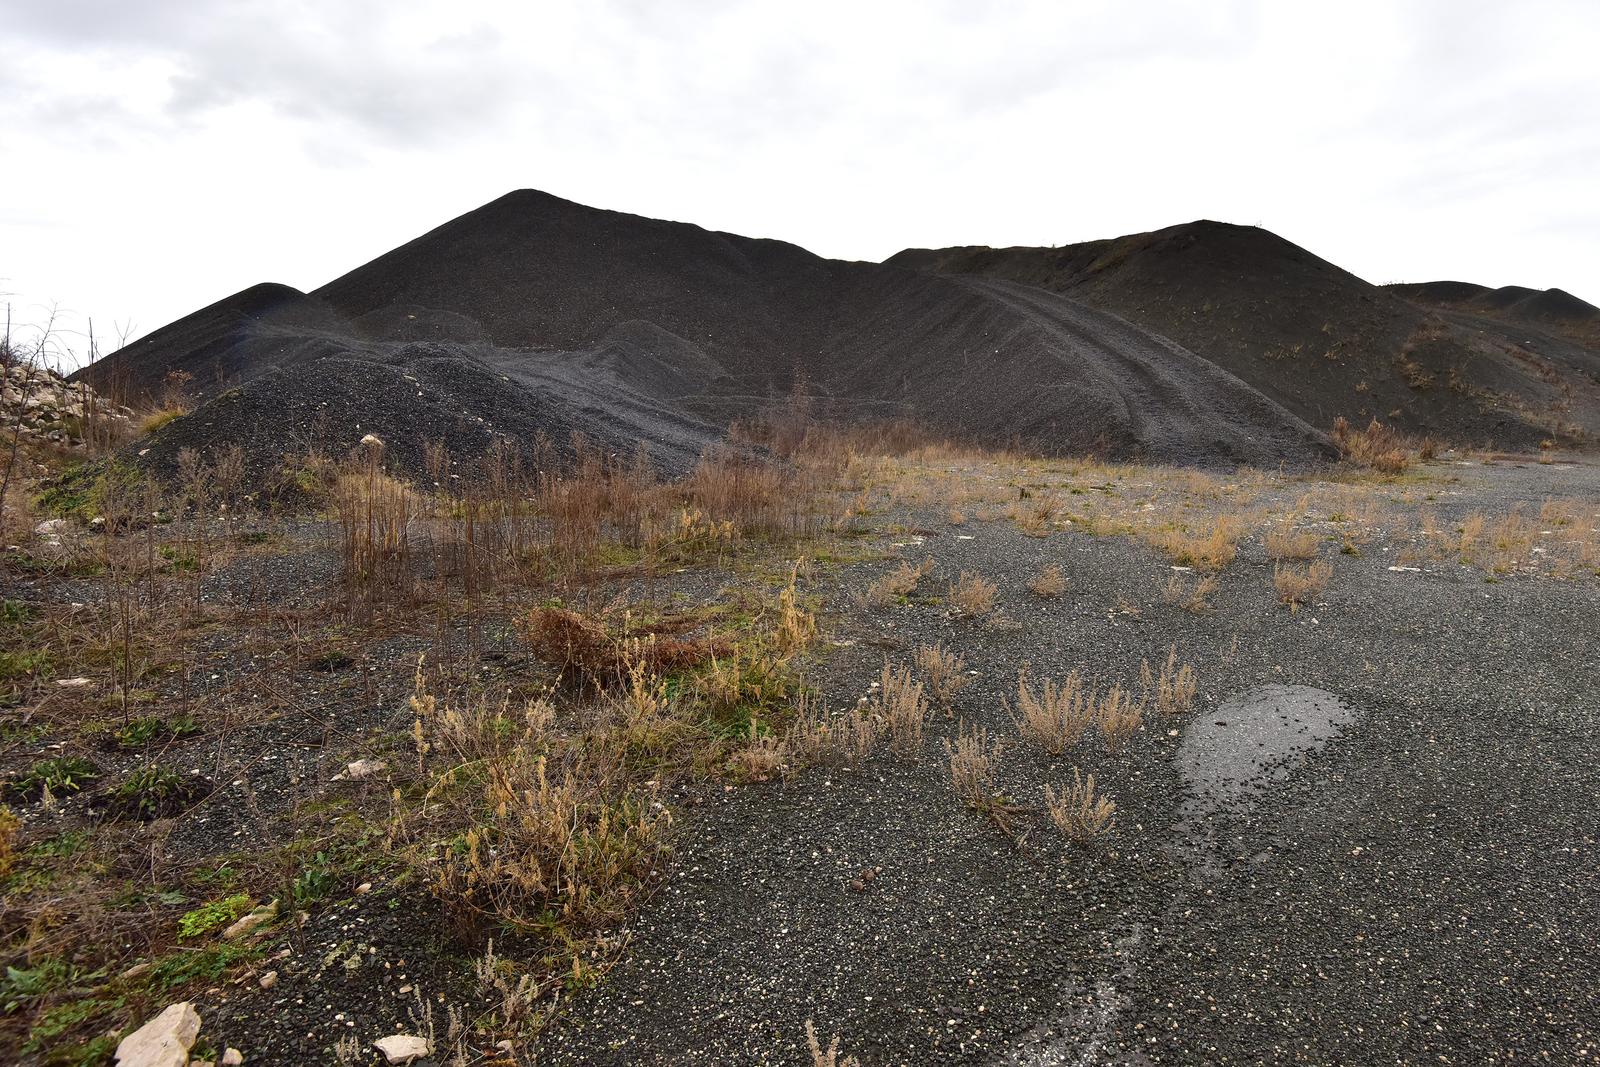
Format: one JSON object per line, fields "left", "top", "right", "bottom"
{"left": 892, "top": 222, "right": 1600, "bottom": 448}
{"left": 76, "top": 191, "right": 1335, "bottom": 482}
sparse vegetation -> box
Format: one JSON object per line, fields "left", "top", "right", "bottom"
{"left": 873, "top": 660, "right": 929, "bottom": 759}
{"left": 1162, "top": 570, "right": 1219, "bottom": 613}
{"left": 1044, "top": 769, "right": 1116, "bottom": 842}
{"left": 1274, "top": 559, "right": 1333, "bottom": 611}
{"left": 1028, "top": 562, "right": 1068, "bottom": 596}
{"left": 948, "top": 570, "right": 998, "bottom": 617}
{"left": 914, "top": 642, "right": 969, "bottom": 711}
{"left": 1014, "top": 670, "right": 1094, "bottom": 754}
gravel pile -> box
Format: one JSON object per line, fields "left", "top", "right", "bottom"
{"left": 75, "top": 191, "right": 1334, "bottom": 481}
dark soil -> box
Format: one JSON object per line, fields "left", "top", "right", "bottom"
{"left": 74, "top": 192, "right": 1334, "bottom": 481}
{"left": 540, "top": 456, "right": 1600, "bottom": 1064}
{"left": 890, "top": 222, "right": 1600, "bottom": 450}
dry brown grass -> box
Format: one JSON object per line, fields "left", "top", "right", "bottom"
{"left": 948, "top": 570, "right": 998, "bottom": 617}
{"left": 873, "top": 660, "right": 929, "bottom": 759}
{"left": 864, "top": 556, "right": 933, "bottom": 608}
{"left": 944, "top": 721, "right": 1004, "bottom": 807}
{"left": 1264, "top": 524, "right": 1321, "bottom": 561}
{"left": 1014, "top": 670, "right": 1093, "bottom": 754}
{"left": 914, "top": 642, "right": 969, "bottom": 710}
{"left": 1273, "top": 559, "right": 1333, "bottom": 611}
{"left": 522, "top": 607, "right": 724, "bottom": 680}
{"left": 1331, "top": 416, "right": 1413, "bottom": 474}
{"left": 785, "top": 695, "right": 879, "bottom": 768}
{"left": 806, "top": 1019, "right": 862, "bottom": 1067}
{"left": 1161, "top": 571, "right": 1219, "bottom": 613}
{"left": 332, "top": 450, "right": 416, "bottom": 619}
{"left": 1094, "top": 685, "right": 1145, "bottom": 752}
{"left": 1144, "top": 515, "right": 1244, "bottom": 570}
{"left": 1028, "top": 563, "right": 1068, "bottom": 597}
{"left": 1044, "top": 768, "right": 1116, "bottom": 842}
{"left": 1141, "top": 647, "right": 1198, "bottom": 715}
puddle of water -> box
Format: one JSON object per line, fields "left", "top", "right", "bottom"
{"left": 1177, "top": 684, "right": 1357, "bottom": 822}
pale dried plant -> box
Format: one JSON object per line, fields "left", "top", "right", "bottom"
{"left": 786, "top": 695, "right": 879, "bottom": 768}
{"left": 1140, "top": 647, "right": 1197, "bottom": 715}
{"left": 1264, "top": 524, "right": 1320, "bottom": 561}
{"left": 874, "top": 660, "right": 929, "bottom": 759}
{"left": 1144, "top": 515, "right": 1244, "bottom": 570}
{"left": 726, "top": 722, "right": 789, "bottom": 781}
{"left": 474, "top": 938, "right": 538, "bottom": 1031}
{"left": 914, "top": 642, "right": 969, "bottom": 710}
{"left": 1095, "top": 685, "right": 1145, "bottom": 753}
{"left": 1273, "top": 559, "right": 1333, "bottom": 611}
{"left": 948, "top": 570, "right": 998, "bottom": 617}
{"left": 775, "top": 562, "right": 818, "bottom": 654}
{"left": 947, "top": 507, "right": 967, "bottom": 526}
{"left": 1014, "top": 670, "right": 1093, "bottom": 754}
{"left": 807, "top": 1019, "right": 862, "bottom": 1067}
{"left": 1456, "top": 513, "right": 1486, "bottom": 557}
{"left": 1161, "top": 571, "right": 1218, "bottom": 613}
{"left": 944, "top": 721, "right": 1004, "bottom": 807}
{"left": 1028, "top": 563, "right": 1068, "bottom": 597}
{"left": 864, "top": 555, "right": 934, "bottom": 608}
{"left": 1044, "top": 768, "right": 1117, "bottom": 842}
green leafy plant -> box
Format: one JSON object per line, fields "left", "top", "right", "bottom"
{"left": 178, "top": 893, "right": 252, "bottom": 939}
{"left": 4, "top": 756, "right": 99, "bottom": 801}
{"left": 108, "top": 764, "right": 200, "bottom": 820}
{"left": 115, "top": 714, "right": 201, "bottom": 750}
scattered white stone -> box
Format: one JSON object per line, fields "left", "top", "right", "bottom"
{"left": 336, "top": 759, "right": 387, "bottom": 781}
{"left": 1386, "top": 565, "right": 1423, "bottom": 573}
{"left": 114, "top": 1001, "right": 200, "bottom": 1067}
{"left": 34, "top": 518, "right": 66, "bottom": 537}
{"left": 257, "top": 970, "right": 278, "bottom": 989}
{"left": 222, "top": 1050, "right": 244, "bottom": 1066}
{"left": 354, "top": 882, "right": 372, "bottom": 895}
{"left": 373, "top": 1034, "right": 431, "bottom": 1064}
{"left": 55, "top": 676, "right": 93, "bottom": 688}
{"left": 359, "top": 433, "right": 384, "bottom": 449}
{"left": 223, "top": 899, "right": 279, "bottom": 940}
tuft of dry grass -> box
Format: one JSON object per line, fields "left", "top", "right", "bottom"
{"left": 786, "top": 695, "right": 879, "bottom": 768}
{"left": 948, "top": 570, "right": 998, "bottom": 617}
{"left": 1162, "top": 571, "right": 1219, "bottom": 613}
{"left": 1264, "top": 524, "right": 1321, "bottom": 561}
{"left": 873, "top": 660, "right": 929, "bottom": 759}
{"left": 943, "top": 721, "right": 1004, "bottom": 807}
{"left": 1141, "top": 647, "right": 1197, "bottom": 715}
{"left": 1044, "top": 768, "right": 1116, "bottom": 842}
{"left": 1014, "top": 670, "right": 1093, "bottom": 754}
{"left": 914, "top": 642, "right": 969, "bottom": 711}
{"left": 864, "top": 556, "right": 933, "bottom": 608}
{"left": 1273, "top": 559, "right": 1333, "bottom": 611}
{"left": 1094, "top": 685, "right": 1144, "bottom": 753}
{"left": 807, "top": 1019, "right": 862, "bottom": 1067}
{"left": 1332, "top": 416, "right": 1413, "bottom": 474}
{"left": 1028, "top": 563, "right": 1068, "bottom": 597}
{"left": 1144, "top": 515, "right": 1244, "bottom": 570}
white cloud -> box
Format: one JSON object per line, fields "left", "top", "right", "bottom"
{"left": 4, "top": 0, "right": 1597, "bottom": 364}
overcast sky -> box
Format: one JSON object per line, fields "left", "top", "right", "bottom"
{"left": 5, "top": 0, "right": 1598, "bottom": 365}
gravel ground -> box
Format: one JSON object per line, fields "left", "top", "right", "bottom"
{"left": 542, "top": 457, "right": 1600, "bottom": 1064}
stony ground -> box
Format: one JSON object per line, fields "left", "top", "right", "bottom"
{"left": 2, "top": 450, "right": 1596, "bottom": 1065}
{"left": 544, "top": 455, "right": 1600, "bottom": 1064}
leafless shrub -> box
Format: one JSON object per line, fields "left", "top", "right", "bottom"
{"left": 1044, "top": 768, "right": 1116, "bottom": 842}
{"left": 944, "top": 721, "right": 1004, "bottom": 806}
{"left": 1161, "top": 571, "right": 1218, "bottom": 613}
{"left": 786, "top": 695, "right": 879, "bottom": 768}
{"left": 1094, "top": 685, "right": 1144, "bottom": 753}
{"left": 1264, "top": 524, "right": 1320, "bottom": 560}
{"left": 1273, "top": 559, "right": 1333, "bottom": 611}
{"left": 1140, "top": 647, "right": 1197, "bottom": 715}
{"left": 1144, "top": 516, "right": 1244, "bottom": 570}
{"left": 914, "top": 642, "right": 969, "bottom": 710}
{"left": 1332, "top": 416, "right": 1413, "bottom": 474}
{"left": 1014, "top": 670, "right": 1093, "bottom": 754}
{"left": 726, "top": 723, "right": 789, "bottom": 781}
{"left": 806, "top": 1019, "right": 862, "bottom": 1067}
{"left": 1028, "top": 563, "right": 1067, "bottom": 597}
{"left": 865, "top": 556, "right": 933, "bottom": 608}
{"left": 948, "top": 571, "right": 997, "bottom": 617}
{"left": 873, "top": 660, "right": 928, "bottom": 759}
